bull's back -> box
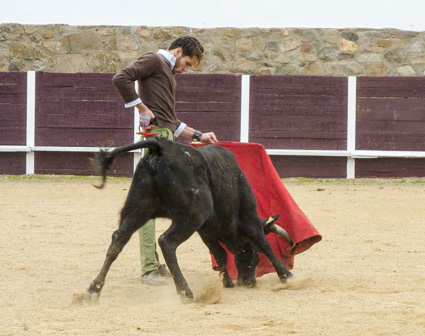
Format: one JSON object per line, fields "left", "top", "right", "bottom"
{"left": 199, "top": 145, "right": 241, "bottom": 185}
{"left": 198, "top": 145, "right": 257, "bottom": 217}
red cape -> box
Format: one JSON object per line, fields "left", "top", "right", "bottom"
{"left": 193, "top": 141, "right": 322, "bottom": 280}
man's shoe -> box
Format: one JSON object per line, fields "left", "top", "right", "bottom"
{"left": 158, "top": 264, "right": 172, "bottom": 278}
{"left": 141, "top": 270, "right": 166, "bottom": 286}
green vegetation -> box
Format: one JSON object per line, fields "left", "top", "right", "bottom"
{"left": 0, "top": 174, "right": 131, "bottom": 183}
{"left": 282, "top": 177, "right": 425, "bottom": 185}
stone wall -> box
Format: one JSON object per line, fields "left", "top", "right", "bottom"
{"left": 1, "top": 23, "right": 424, "bottom": 76}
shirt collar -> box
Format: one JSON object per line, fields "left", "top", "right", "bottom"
{"left": 157, "top": 49, "right": 176, "bottom": 70}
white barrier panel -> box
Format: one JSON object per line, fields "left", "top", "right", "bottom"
{"left": 26, "top": 71, "right": 36, "bottom": 174}
{"left": 240, "top": 75, "right": 250, "bottom": 143}
{"left": 346, "top": 76, "right": 357, "bottom": 179}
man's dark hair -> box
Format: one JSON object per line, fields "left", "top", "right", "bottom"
{"left": 169, "top": 36, "right": 204, "bottom": 64}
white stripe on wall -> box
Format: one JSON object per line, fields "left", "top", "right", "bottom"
{"left": 26, "top": 71, "right": 36, "bottom": 174}
{"left": 346, "top": 76, "right": 357, "bottom": 179}
{"left": 240, "top": 75, "right": 250, "bottom": 143}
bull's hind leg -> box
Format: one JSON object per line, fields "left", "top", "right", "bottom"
{"left": 85, "top": 205, "right": 151, "bottom": 302}
{"left": 198, "top": 234, "right": 234, "bottom": 288}
{"left": 85, "top": 228, "right": 132, "bottom": 301}
{"left": 244, "top": 225, "right": 292, "bottom": 282}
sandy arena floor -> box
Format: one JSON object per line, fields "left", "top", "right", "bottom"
{"left": 0, "top": 176, "right": 424, "bottom": 336}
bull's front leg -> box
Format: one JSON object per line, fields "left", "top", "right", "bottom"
{"left": 158, "top": 222, "right": 198, "bottom": 302}
{"left": 199, "top": 233, "right": 234, "bottom": 288}
{"left": 262, "top": 246, "right": 293, "bottom": 282}
{"left": 235, "top": 242, "right": 259, "bottom": 288}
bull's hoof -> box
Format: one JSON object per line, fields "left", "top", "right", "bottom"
{"left": 180, "top": 294, "right": 194, "bottom": 304}
{"left": 279, "top": 270, "right": 293, "bottom": 283}
{"left": 223, "top": 279, "right": 234, "bottom": 288}
{"left": 71, "top": 290, "right": 99, "bottom": 306}
{"left": 87, "top": 280, "right": 104, "bottom": 293}
{"left": 178, "top": 289, "right": 194, "bottom": 303}
{"left": 237, "top": 277, "right": 257, "bottom": 288}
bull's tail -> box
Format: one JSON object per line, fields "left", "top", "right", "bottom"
{"left": 93, "top": 138, "right": 163, "bottom": 189}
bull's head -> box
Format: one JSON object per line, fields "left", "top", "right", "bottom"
{"left": 235, "top": 214, "right": 293, "bottom": 287}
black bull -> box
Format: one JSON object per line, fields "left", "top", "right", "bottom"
{"left": 85, "top": 137, "right": 293, "bottom": 302}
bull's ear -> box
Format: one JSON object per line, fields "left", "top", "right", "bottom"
{"left": 264, "top": 214, "right": 280, "bottom": 226}
{"left": 262, "top": 214, "right": 281, "bottom": 235}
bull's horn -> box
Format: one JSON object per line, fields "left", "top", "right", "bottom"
{"left": 269, "top": 224, "right": 294, "bottom": 246}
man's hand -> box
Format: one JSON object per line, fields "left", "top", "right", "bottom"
{"left": 136, "top": 102, "right": 155, "bottom": 128}
{"left": 200, "top": 132, "right": 218, "bottom": 144}
{"left": 180, "top": 125, "right": 218, "bottom": 144}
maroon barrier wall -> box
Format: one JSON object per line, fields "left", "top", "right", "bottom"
{"left": 1, "top": 72, "right": 425, "bottom": 178}
{"left": 0, "top": 72, "right": 27, "bottom": 174}
{"left": 175, "top": 74, "right": 241, "bottom": 143}
{"left": 249, "top": 75, "right": 348, "bottom": 149}
{"left": 355, "top": 158, "right": 425, "bottom": 178}
{"left": 249, "top": 75, "right": 348, "bottom": 178}
{"left": 32, "top": 73, "right": 242, "bottom": 176}
{"left": 356, "top": 77, "right": 425, "bottom": 177}
{"left": 270, "top": 156, "right": 347, "bottom": 179}
{"left": 33, "top": 72, "right": 133, "bottom": 175}
{"left": 35, "top": 72, "right": 133, "bottom": 147}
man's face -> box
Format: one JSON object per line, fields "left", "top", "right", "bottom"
{"left": 173, "top": 55, "right": 198, "bottom": 74}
